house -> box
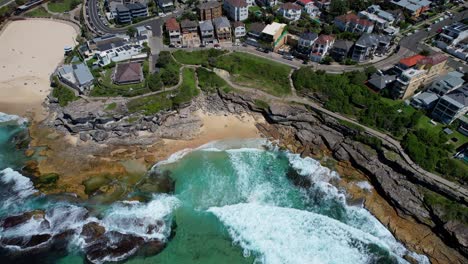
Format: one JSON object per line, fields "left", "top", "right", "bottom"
{"left": 297, "top": 32, "right": 318, "bottom": 50}
{"left": 136, "top": 26, "right": 150, "bottom": 37}
{"left": 313, "top": 0, "right": 330, "bottom": 11}
{"left": 278, "top": 3, "right": 302, "bottom": 21}
{"left": 181, "top": 20, "right": 201, "bottom": 47}
{"left": 157, "top": 0, "right": 175, "bottom": 13}
{"left": 432, "top": 85, "right": 468, "bottom": 124}
{"left": 358, "top": 11, "right": 391, "bottom": 31}
{"left": 396, "top": 54, "right": 426, "bottom": 71}
{"left": 416, "top": 53, "right": 448, "bottom": 81}
{"left": 96, "top": 43, "right": 146, "bottom": 66}
{"left": 233, "top": 21, "right": 246, "bottom": 38}
{"left": 115, "top": 2, "right": 148, "bottom": 23}
{"left": 437, "top": 23, "right": 468, "bottom": 47}
{"left": 310, "top": 34, "right": 335, "bottom": 62}
{"left": 351, "top": 33, "right": 391, "bottom": 62}
{"left": 330, "top": 39, "right": 353, "bottom": 61}
{"left": 165, "top": 17, "right": 181, "bottom": 45}
{"left": 334, "top": 13, "right": 374, "bottom": 34}
{"left": 87, "top": 34, "right": 126, "bottom": 52}
{"left": 245, "top": 22, "right": 266, "bottom": 46}
{"left": 366, "top": 5, "right": 396, "bottom": 25}
{"left": 390, "top": 0, "right": 431, "bottom": 18}
{"left": 410, "top": 92, "right": 440, "bottom": 109}
{"left": 198, "top": 1, "right": 223, "bottom": 20}
{"left": 261, "top": 22, "right": 287, "bottom": 51}
{"left": 57, "top": 63, "right": 94, "bottom": 93}
{"left": 113, "top": 61, "right": 143, "bottom": 85}
{"left": 429, "top": 71, "right": 465, "bottom": 96}
{"left": 296, "top": 0, "right": 320, "bottom": 18}
{"left": 199, "top": 20, "right": 215, "bottom": 44}
{"left": 256, "top": 0, "right": 277, "bottom": 6}
{"left": 393, "top": 68, "right": 427, "bottom": 99}
{"left": 115, "top": 5, "right": 132, "bottom": 23}
{"left": 127, "top": 2, "right": 148, "bottom": 19}
{"left": 223, "top": 0, "right": 249, "bottom": 22}
{"left": 213, "top": 16, "right": 232, "bottom": 43}
{"left": 367, "top": 73, "right": 396, "bottom": 91}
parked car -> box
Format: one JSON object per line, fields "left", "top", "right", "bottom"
{"left": 199, "top": 44, "right": 206, "bottom": 48}
{"left": 282, "top": 54, "right": 294, "bottom": 60}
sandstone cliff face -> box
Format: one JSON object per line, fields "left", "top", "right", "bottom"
{"left": 211, "top": 91, "right": 468, "bottom": 263}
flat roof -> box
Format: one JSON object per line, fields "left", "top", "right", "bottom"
{"left": 262, "top": 22, "right": 286, "bottom": 36}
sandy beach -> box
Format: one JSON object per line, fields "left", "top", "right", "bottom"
{"left": 0, "top": 19, "right": 78, "bottom": 120}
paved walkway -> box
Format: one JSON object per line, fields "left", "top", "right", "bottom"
{"left": 212, "top": 68, "right": 468, "bottom": 202}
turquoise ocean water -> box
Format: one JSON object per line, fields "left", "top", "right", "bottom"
{"left": 0, "top": 113, "right": 429, "bottom": 264}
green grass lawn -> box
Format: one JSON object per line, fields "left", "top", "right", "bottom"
{"left": 90, "top": 67, "right": 151, "bottom": 97}
{"left": 172, "top": 49, "right": 227, "bottom": 65}
{"left": 127, "top": 68, "right": 199, "bottom": 115}
{"left": 416, "top": 116, "right": 468, "bottom": 150}
{"left": 196, "top": 67, "right": 232, "bottom": 94}
{"left": 25, "top": 6, "right": 52, "bottom": 17}
{"left": 214, "top": 52, "right": 291, "bottom": 97}
{"left": 47, "top": 0, "right": 80, "bottom": 13}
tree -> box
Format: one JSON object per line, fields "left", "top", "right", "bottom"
{"left": 364, "top": 66, "right": 378, "bottom": 77}
{"left": 329, "top": 0, "right": 349, "bottom": 17}
{"left": 419, "top": 49, "right": 430, "bottom": 56}
{"left": 127, "top": 26, "right": 136, "bottom": 38}
{"left": 147, "top": 73, "right": 163, "bottom": 91}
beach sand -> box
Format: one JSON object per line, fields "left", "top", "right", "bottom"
{"left": 0, "top": 19, "right": 78, "bottom": 120}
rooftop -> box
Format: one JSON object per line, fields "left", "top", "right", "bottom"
{"left": 368, "top": 73, "right": 396, "bottom": 90}
{"left": 114, "top": 62, "right": 142, "bottom": 84}
{"left": 399, "top": 54, "right": 426, "bottom": 68}
{"left": 262, "top": 22, "right": 287, "bottom": 36}
{"left": 199, "top": 20, "right": 214, "bottom": 31}
{"left": 213, "top": 16, "right": 230, "bottom": 28}
{"left": 336, "top": 13, "right": 374, "bottom": 27}
{"left": 315, "top": 34, "right": 335, "bottom": 44}
{"left": 418, "top": 53, "right": 448, "bottom": 66}
{"left": 443, "top": 84, "right": 468, "bottom": 108}
{"left": 355, "top": 33, "right": 390, "bottom": 47}
{"left": 225, "top": 0, "right": 248, "bottom": 8}
{"left": 165, "top": 17, "right": 180, "bottom": 31}
{"left": 181, "top": 19, "right": 198, "bottom": 29}
{"left": 300, "top": 32, "right": 318, "bottom": 41}
{"left": 232, "top": 21, "right": 245, "bottom": 28}
{"left": 332, "top": 39, "right": 354, "bottom": 51}
{"left": 249, "top": 22, "right": 266, "bottom": 33}
{"left": 280, "top": 2, "right": 302, "bottom": 10}
{"left": 413, "top": 92, "right": 439, "bottom": 105}
{"left": 198, "top": 1, "right": 222, "bottom": 9}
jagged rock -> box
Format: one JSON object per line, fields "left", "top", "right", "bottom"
{"left": 90, "top": 131, "right": 109, "bottom": 142}
{"left": 1, "top": 234, "right": 52, "bottom": 249}
{"left": 1, "top": 210, "right": 46, "bottom": 229}
{"left": 444, "top": 221, "right": 468, "bottom": 256}
{"left": 79, "top": 132, "right": 89, "bottom": 142}
{"left": 81, "top": 222, "right": 106, "bottom": 243}
{"left": 64, "top": 122, "right": 94, "bottom": 133}
{"left": 85, "top": 231, "right": 145, "bottom": 263}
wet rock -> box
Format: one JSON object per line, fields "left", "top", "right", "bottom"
{"left": 85, "top": 231, "right": 145, "bottom": 263}
{"left": 81, "top": 222, "right": 106, "bottom": 243}
{"left": 36, "top": 173, "right": 59, "bottom": 185}
{"left": 24, "top": 149, "right": 35, "bottom": 157}
{"left": 138, "top": 239, "right": 165, "bottom": 257}
{"left": 1, "top": 234, "right": 51, "bottom": 248}
{"left": 1, "top": 210, "right": 46, "bottom": 229}
{"left": 22, "top": 160, "right": 40, "bottom": 177}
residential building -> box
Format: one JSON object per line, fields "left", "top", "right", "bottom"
{"left": 313, "top": 0, "right": 330, "bottom": 11}
{"left": 223, "top": 0, "right": 249, "bottom": 22}
{"left": 256, "top": 0, "right": 277, "bottom": 7}
{"left": 181, "top": 19, "right": 201, "bottom": 47}
{"left": 367, "top": 72, "right": 396, "bottom": 91}
{"left": 296, "top": 0, "right": 320, "bottom": 18}
{"left": 416, "top": 53, "right": 448, "bottom": 81}
{"left": 396, "top": 54, "right": 426, "bottom": 71}
{"left": 198, "top": 1, "right": 223, "bottom": 20}
{"left": 297, "top": 32, "right": 318, "bottom": 50}
{"left": 136, "top": 26, "right": 150, "bottom": 37}
{"left": 394, "top": 68, "right": 427, "bottom": 99}
{"left": 410, "top": 92, "right": 440, "bottom": 109}
{"left": 199, "top": 20, "right": 215, "bottom": 44}
{"left": 115, "top": 5, "right": 132, "bottom": 23}
{"left": 444, "top": 40, "right": 468, "bottom": 61}
{"left": 278, "top": 3, "right": 302, "bottom": 21}
{"left": 157, "top": 0, "right": 175, "bottom": 13}
{"left": 115, "top": 2, "right": 148, "bottom": 23}
{"left": 87, "top": 34, "right": 126, "bottom": 52}
{"left": 96, "top": 43, "right": 146, "bottom": 66}
{"left": 330, "top": 39, "right": 353, "bottom": 61}
{"left": 245, "top": 22, "right": 266, "bottom": 46}
{"left": 127, "top": 2, "right": 148, "bottom": 18}
{"left": 366, "top": 5, "right": 395, "bottom": 25}
{"left": 233, "top": 21, "right": 246, "bottom": 38}
{"left": 358, "top": 11, "right": 390, "bottom": 31}
{"left": 432, "top": 85, "right": 468, "bottom": 124}
{"left": 261, "top": 22, "right": 287, "bottom": 51}
{"left": 334, "top": 13, "right": 374, "bottom": 34}
{"left": 351, "top": 33, "right": 391, "bottom": 62}
{"left": 437, "top": 23, "right": 468, "bottom": 47}
{"left": 429, "top": 71, "right": 465, "bottom": 96}
{"left": 213, "top": 16, "right": 232, "bottom": 43}
{"left": 310, "top": 35, "right": 335, "bottom": 62}
{"left": 113, "top": 62, "right": 143, "bottom": 85}
{"left": 245, "top": 0, "right": 255, "bottom": 7}
{"left": 57, "top": 63, "right": 94, "bottom": 93}
{"left": 165, "top": 17, "right": 181, "bottom": 45}
{"left": 390, "top": 0, "right": 431, "bottom": 18}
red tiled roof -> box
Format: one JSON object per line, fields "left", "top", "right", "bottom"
{"left": 418, "top": 53, "right": 448, "bottom": 66}
{"left": 336, "top": 13, "right": 374, "bottom": 27}
{"left": 225, "top": 0, "right": 248, "bottom": 8}
{"left": 296, "top": 0, "right": 312, "bottom": 5}
{"left": 165, "top": 17, "right": 180, "bottom": 31}
{"left": 399, "top": 54, "right": 426, "bottom": 68}
{"left": 281, "top": 2, "right": 302, "bottom": 10}
{"left": 315, "top": 34, "right": 335, "bottom": 44}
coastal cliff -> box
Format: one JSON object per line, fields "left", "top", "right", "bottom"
{"left": 37, "top": 89, "right": 468, "bottom": 263}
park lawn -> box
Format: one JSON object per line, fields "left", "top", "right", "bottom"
{"left": 25, "top": 7, "right": 51, "bottom": 17}
{"left": 214, "top": 52, "right": 291, "bottom": 97}
{"left": 196, "top": 67, "right": 232, "bottom": 94}
{"left": 127, "top": 92, "right": 173, "bottom": 115}
{"left": 90, "top": 68, "right": 150, "bottom": 97}
{"left": 47, "top": 0, "right": 79, "bottom": 13}
{"left": 173, "top": 67, "right": 199, "bottom": 106}
{"left": 172, "top": 49, "right": 227, "bottom": 65}
{"left": 415, "top": 115, "right": 468, "bottom": 150}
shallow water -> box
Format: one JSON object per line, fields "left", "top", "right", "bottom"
{"left": 0, "top": 114, "right": 429, "bottom": 264}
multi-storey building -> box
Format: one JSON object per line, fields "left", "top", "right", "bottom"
{"left": 213, "top": 17, "right": 232, "bottom": 42}
{"left": 198, "top": 1, "right": 223, "bottom": 20}
{"left": 223, "top": 0, "right": 249, "bottom": 21}
{"left": 432, "top": 85, "right": 468, "bottom": 124}
{"left": 165, "top": 17, "right": 181, "bottom": 45}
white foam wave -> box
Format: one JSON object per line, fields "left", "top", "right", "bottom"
{"left": 0, "top": 112, "right": 27, "bottom": 125}
{"left": 287, "top": 153, "right": 339, "bottom": 183}
{"left": 209, "top": 203, "right": 417, "bottom": 264}
{"left": 153, "top": 148, "right": 193, "bottom": 167}
{"left": 0, "top": 168, "right": 37, "bottom": 209}
{"left": 355, "top": 181, "right": 374, "bottom": 191}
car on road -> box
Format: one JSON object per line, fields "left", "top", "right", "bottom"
{"left": 426, "top": 27, "right": 432, "bottom": 31}
{"left": 282, "top": 54, "right": 294, "bottom": 60}
{"left": 199, "top": 44, "right": 206, "bottom": 48}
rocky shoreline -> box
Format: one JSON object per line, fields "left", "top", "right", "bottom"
{"left": 21, "top": 89, "right": 468, "bottom": 263}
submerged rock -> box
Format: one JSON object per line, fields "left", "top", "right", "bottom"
{"left": 85, "top": 231, "right": 145, "bottom": 263}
